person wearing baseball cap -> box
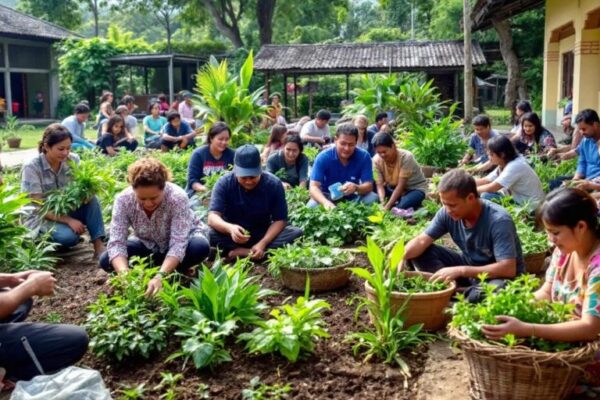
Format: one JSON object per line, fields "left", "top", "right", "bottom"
{"left": 207, "top": 144, "right": 303, "bottom": 260}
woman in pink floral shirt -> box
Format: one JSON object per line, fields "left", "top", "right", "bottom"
{"left": 481, "top": 188, "right": 600, "bottom": 394}
{"left": 99, "top": 158, "right": 209, "bottom": 296}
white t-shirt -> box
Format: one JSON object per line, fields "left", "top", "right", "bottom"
{"left": 485, "top": 156, "right": 545, "bottom": 207}
{"left": 300, "top": 120, "right": 329, "bottom": 140}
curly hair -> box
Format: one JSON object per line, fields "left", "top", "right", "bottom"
{"left": 127, "top": 158, "right": 172, "bottom": 190}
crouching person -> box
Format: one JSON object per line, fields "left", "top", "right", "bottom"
{"left": 208, "top": 145, "right": 303, "bottom": 260}
{"left": 99, "top": 158, "right": 210, "bottom": 296}
{"left": 0, "top": 271, "right": 88, "bottom": 382}
{"left": 404, "top": 169, "right": 525, "bottom": 303}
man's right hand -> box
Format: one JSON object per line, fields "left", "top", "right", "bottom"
{"left": 230, "top": 225, "right": 250, "bottom": 244}
{"left": 66, "top": 217, "right": 85, "bottom": 234}
{"left": 27, "top": 272, "right": 56, "bottom": 297}
{"left": 323, "top": 200, "right": 336, "bottom": 210}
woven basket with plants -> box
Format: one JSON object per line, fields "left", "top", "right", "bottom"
{"left": 449, "top": 274, "right": 599, "bottom": 400}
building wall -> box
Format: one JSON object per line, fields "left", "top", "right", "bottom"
{"left": 543, "top": 0, "right": 600, "bottom": 126}
{"left": 0, "top": 36, "right": 57, "bottom": 118}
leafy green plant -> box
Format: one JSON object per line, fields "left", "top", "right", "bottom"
{"left": 41, "top": 158, "right": 115, "bottom": 216}
{"left": 242, "top": 377, "right": 292, "bottom": 400}
{"left": 450, "top": 274, "right": 577, "bottom": 352}
{"left": 86, "top": 257, "right": 169, "bottom": 361}
{"left": 168, "top": 310, "right": 236, "bottom": 370}
{"left": 516, "top": 220, "right": 549, "bottom": 255}
{"left": 389, "top": 78, "right": 446, "bottom": 133}
{"left": 369, "top": 214, "right": 427, "bottom": 252}
{"left": 403, "top": 103, "right": 467, "bottom": 168}
{"left": 168, "top": 258, "right": 275, "bottom": 326}
{"left": 267, "top": 244, "right": 351, "bottom": 277}
{"left": 346, "top": 238, "right": 433, "bottom": 382}
{"left": 194, "top": 52, "right": 267, "bottom": 138}
{"left": 303, "top": 147, "right": 320, "bottom": 164}
{"left": 153, "top": 372, "right": 184, "bottom": 400}
{"left": 117, "top": 383, "right": 147, "bottom": 400}
{"left": 238, "top": 285, "right": 330, "bottom": 362}
{"left": 342, "top": 74, "right": 399, "bottom": 121}
{"left": 393, "top": 273, "right": 448, "bottom": 293}
{"left": 529, "top": 156, "right": 577, "bottom": 192}
{"left": 285, "top": 186, "right": 310, "bottom": 213}
{"left": 289, "top": 202, "right": 378, "bottom": 245}
{"left": 0, "top": 186, "right": 58, "bottom": 273}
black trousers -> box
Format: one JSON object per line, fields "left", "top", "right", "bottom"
{"left": 0, "top": 298, "right": 88, "bottom": 381}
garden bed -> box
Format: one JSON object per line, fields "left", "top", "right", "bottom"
{"left": 27, "top": 246, "right": 429, "bottom": 399}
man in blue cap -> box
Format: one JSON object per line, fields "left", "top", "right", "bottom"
{"left": 207, "top": 144, "right": 303, "bottom": 260}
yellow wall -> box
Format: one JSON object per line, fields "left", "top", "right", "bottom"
{"left": 543, "top": 0, "right": 600, "bottom": 126}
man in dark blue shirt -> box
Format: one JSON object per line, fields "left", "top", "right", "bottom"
{"left": 160, "top": 112, "right": 196, "bottom": 151}
{"left": 404, "top": 169, "right": 524, "bottom": 303}
{"left": 207, "top": 145, "right": 303, "bottom": 260}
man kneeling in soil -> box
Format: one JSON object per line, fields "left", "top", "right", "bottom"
{"left": 404, "top": 169, "right": 525, "bottom": 302}
{"left": 0, "top": 271, "right": 88, "bottom": 383}
{"left": 208, "top": 144, "right": 303, "bottom": 260}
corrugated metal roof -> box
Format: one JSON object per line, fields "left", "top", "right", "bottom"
{"left": 254, "top": 41, "right": 487, "bottom": 74}
{"left": 471, "top": 0, "right": 544, "bottom": 31}
{"left": 0, "top": 5, "right": 77, "bottom": 41}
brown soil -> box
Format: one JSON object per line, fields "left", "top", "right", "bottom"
{"left": 26, "top": 244, "right": 469, "bottom": 400}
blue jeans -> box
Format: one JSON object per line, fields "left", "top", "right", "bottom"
{"left": 71, "top": 140, "right": 95, "bottom": 151}
{"left": 99, "top": 236, "right": 210, "bottom": 273}
{"left": 307, "top": 191, "right": 379, "bottom": 208}
{"left": 385, "top": 187, "right": 426, "bottom": 209}
{"left": 45, "top": 197, "right": 105, "bottom": 247}
{"left": 480, "top": 192, "right": 504, "bottom": 202}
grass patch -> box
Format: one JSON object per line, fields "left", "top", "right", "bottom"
{"left": 1, "top": 128, "right": 99, "bottom": 152}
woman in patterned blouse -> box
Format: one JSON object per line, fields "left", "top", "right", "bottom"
{"left": 481, "top": 187, "right": 600, "bottom": 344}
{"left": 99, "top": 158, "right": 210, "bottom": 296}
{"left": 512, "top": 112, "right": 557, "bottom": 155}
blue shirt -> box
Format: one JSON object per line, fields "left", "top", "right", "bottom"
{"left": 209, "top": 171, "right": 287, "bottom": 233}
{"left": 310, "top": 146, "right": 374, "bottom": 190}
{"left": 468, "top": 130, "right": 498, "bottom": 162}
{"left": 186, "top": 145, "right": 235, "bottom": 197}
{"left": 425, "top": 200, "right": 525, "bottom": 273}
{"left": 576, "top": 137, "right": 600, "bottom": 180}
{"left": 162, "top": 120, "right": 192, "bottom": 137}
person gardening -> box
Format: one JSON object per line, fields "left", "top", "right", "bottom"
{"left": 207, "top": 144, "right": 303, "bottom": 260}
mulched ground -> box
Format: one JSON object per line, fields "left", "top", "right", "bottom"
{"left": 27, "top": 244, "right": 428, "bottom": 399}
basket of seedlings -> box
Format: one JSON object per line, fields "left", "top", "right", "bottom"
{"left": 449, "top": 274, "right": 599, "bottom": 400}
{"left": 267, "top": 243, "right": 353, "bottom": 292}
{"left": 517, "top": 221, "right": 550, "bottom": 275}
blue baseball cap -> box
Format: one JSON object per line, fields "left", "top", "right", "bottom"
{"left": 234, "top": 145, "right": 262, "bottom": 177}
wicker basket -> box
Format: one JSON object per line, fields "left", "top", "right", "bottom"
{"left": 524, "top": 252, "right": 548, "bottom": 275}
{"left": 448, "top": 327, "right": 600, "bottom": 400}
{"left": 279, "top": 259, "right": 353, "bottom": 293}
{"left": 365, "top": 271, "right": 456, "bottom": 331}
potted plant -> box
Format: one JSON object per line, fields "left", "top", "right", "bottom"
{"left": 267, "top": 243, "right": 353, "bottom": 292}
{"left": 449, "top": 274, "right": 599, "bottom": 400}
{"left": 351, "top": 238, "right": 455, "bottom": 332}
{"left": 517, "top": 221, "right": 550, "bottom": 274}
{"left": 2, "top": 116, "right": 22, "bottom": 149}
{"left": 403, "top": 104, "right": 467, "bottom": 177}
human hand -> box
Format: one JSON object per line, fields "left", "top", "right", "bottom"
{"left": 66, "top": 217, "right": 85, "bottom": 235}
{"left": 340, "top": 182, "right": 357, "bottom": 195}
{"left": 575, "top": 180, "right": 597, "bottom": 191}
{"left": 144, "top": 276, "right": 162, "bottom": 297}
{"left": 230, "top": 225, "right": 250, "bottom": 244}
{"left": 26, "top": 271, "right": 56, "bottom": 297}
{"left": 430, "top": 266, "right": 464, "bottom": 283}
{"left": 11, "top": 270, "right": 39, "bottom": 284}
{"left": 323, "top": 200, "right": 336, "bottom": 210}
{"left": 250, "top": 243, "right": 266, "bottom": 260}
{"left": 282, "top": 182, "right": 292, "bottom": 191}
{"left": 481, "top": 316, "right": 531, "bottom": 340}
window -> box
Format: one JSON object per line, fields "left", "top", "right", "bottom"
{"left": 562, "top": 51, "right": 574, "bottom": 99}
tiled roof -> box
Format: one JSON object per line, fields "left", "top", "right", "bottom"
{"left": 254, "top": 41, "right": 486, "bottom": 74}
{"left": 0, "top": 5, "right": 77, "bottom": 41}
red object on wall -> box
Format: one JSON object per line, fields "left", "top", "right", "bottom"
{"left": 11, "top": 101, "right": 19, "bottom": 114}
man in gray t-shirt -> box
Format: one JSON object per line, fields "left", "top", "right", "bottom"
{"left": 300, "top": 109, "right": 331, "bottom": 147}
{"left": 404, "top": 169, "right": 524, "bottom": 303}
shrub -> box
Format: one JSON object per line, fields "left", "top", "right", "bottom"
{"left": 267, "top": 244, "right": 350, "bottom": 277}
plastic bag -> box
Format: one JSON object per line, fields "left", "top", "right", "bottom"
{"left": 11, "top": 367, "right": 111, "bottom": 400}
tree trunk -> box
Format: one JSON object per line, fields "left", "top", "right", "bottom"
{"left": 463, "top": 0, "right": 473, "bottom": 123}
{"left": 93, "top": 5, "right": 99, "bottom": 37}
{"left": 256, "top": 0, "right": 276, "bottom": 45}
{"left": 200, "top": 0, "right": 245, "bottom": 48}
{"left": 492, "top": 18, "right": 529, "bottom": 109}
